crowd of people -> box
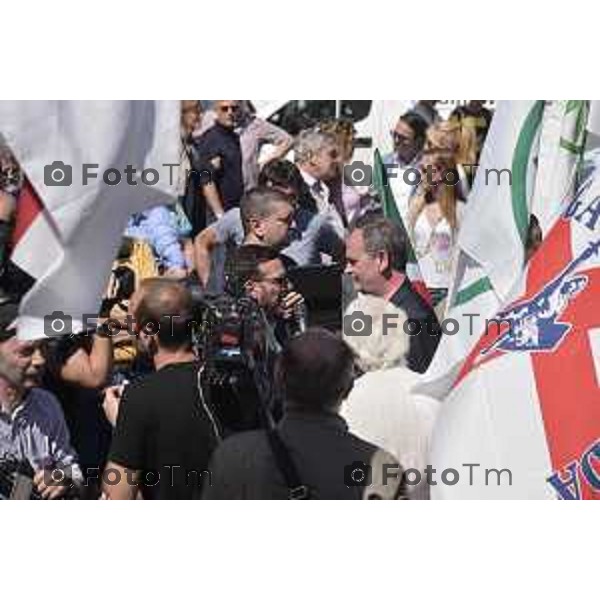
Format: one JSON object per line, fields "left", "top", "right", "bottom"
{"left": 0, "top": 100, "right": 506, "bottom": 500}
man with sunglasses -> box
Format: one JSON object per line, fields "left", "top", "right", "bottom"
{"left": 383, "top": 111, "right": 429, "bottom": 224}
{"left": 232, "top": 244, "right": 305, "bottom": 344}
{"left": 229, "top": 244, "right": 306, "bottom": 422}
{"left": 192, "top": 100, "right": 244, "bottom": 226}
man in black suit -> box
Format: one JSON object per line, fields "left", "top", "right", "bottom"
{"left": 344, "top": 213, "right": 440, "bottom": 373}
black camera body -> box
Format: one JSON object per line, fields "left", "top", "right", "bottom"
{"left": 187, "top": 282, "right": 276, "bottom": 432}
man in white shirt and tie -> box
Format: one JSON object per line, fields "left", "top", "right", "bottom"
{"left": 293, "top": 130, "right": 346, "bottom": 248}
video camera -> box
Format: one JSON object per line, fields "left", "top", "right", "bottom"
{"left": 186, "top": 281, "right": 278, "bottom": 432}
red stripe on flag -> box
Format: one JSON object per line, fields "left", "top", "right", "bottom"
{"left": 453, "top": 219, "right": 575, "bottom": 390}
{"left": 528, "top": 219, "right": 600, "bottom": 499}
{"left": 11, "top": 178, "right": 43, "bottom": 248}
{"left": 411, "top": 279, "right": 434, "bottom": 307}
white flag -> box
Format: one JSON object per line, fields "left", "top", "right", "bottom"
{"left": 0, "top": 101, "right": 180, "bottom": 339}
{"left": 421, "top": 101, "right": 545, "bottom": 393}
{"left": 430, "top": 144, "right": 600, "bottom": 499}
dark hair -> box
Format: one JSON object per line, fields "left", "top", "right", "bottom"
{"left": 134, "top": 279, "right": 194, "bottom": 351}
{"left": 258, "top": 160, "right": 304, "bottom": 193}
{"left": 229, "top": 244, "right": 281, "bottom": 290}
{"left": 525, "top": 213, "right": 543, "bottom": 260}
{"left": 258, "top": 159, "right": 316, "bottom": 213}
{"left": 399, "top": 111, "right": 428, "bottom": 153}
{"left": 278, "top": 328, "right": 355, "bottom": 411}
{"left": 351, "top": 213, "right": 408, "bottom": 273}
{"left": 0, "top": 303, "right": 18, "bottom": 342}
{"left": 239, "top": 187, "right": 293, "bottom": 236}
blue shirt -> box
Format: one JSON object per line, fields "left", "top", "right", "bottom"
{"left": 0, "top": 388, "right": 82, "bottom": 480}
{"left": 125, "top": 206, "right": 187, "bottom": 270}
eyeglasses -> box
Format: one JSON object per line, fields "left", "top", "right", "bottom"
{"left": 261, "top": 275, "right": 287, "bottom": 286}
{"left": 218, "top": 105, "right": 239, "bottom": 114}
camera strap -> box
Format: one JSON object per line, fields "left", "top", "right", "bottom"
{"left": 265, "top": 427, "right": 312, "bottom": 500}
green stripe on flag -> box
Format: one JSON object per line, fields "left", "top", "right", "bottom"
{"left": 374, "top": 148, "right": 417, "bottom": 262}
{"left": 511, "top": 101, "right": 545, "bottom": 245}
{"left": 453, "top": 276, "right": 493, "bottom": 306}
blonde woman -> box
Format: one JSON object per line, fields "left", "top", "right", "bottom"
{"left": 407, "top": 148, "right": 465, "bottom": 306}
{"left": 425, "top": 119, "right": 478, "bottom": 192}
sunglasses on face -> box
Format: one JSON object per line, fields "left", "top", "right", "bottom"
{"left": 263, "top": 275, "right": 287, "bottom": 286}
{"left": 218, "top": 105, "right": 239, "bottom": 113}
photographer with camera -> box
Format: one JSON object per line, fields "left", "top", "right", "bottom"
{"left": 231, "top": 244, "right": 306, "bottom": 349}
{"left": 103, "top": 279, "right": 219, "bottom": 500}
{"left": 204, "top": 328, "right": 405, "bottom": 500}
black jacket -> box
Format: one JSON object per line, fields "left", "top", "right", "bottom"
{"left": 203, "top": 410, "right": 404, "bottom": 500}
{"left": 389, "top": 279, "right": 441, "bottom": 373}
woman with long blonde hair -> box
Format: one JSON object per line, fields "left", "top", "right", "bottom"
{"left": 426, "top": 119, "right": 478, "bottom": 191}
{"left": 407, "top": 142, "right": 465, "bottom": 306}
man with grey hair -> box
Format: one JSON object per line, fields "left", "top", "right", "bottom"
{"left": 295, "top": 130, "right": 342, "bottom": 209}
{"left": 0, "top": 303, "right": 82, "bottom": 499}
{"left": 345, "top": 212, "right": 440, "bottom": 373}
{"left": 342, "top": 294, "right": 439, "bottom": 498}
{"left": 294, "top": 129, "right": 346, "bottom": 264}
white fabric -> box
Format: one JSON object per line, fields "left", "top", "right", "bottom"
{"left": 430, "top": 352, "right": 554, "bottom": 499}
{"left": 420, "top": 102, "right": 543, "bottom": 395}
{"left": 388, "top": 164, "right": 418, "bottom": 224}
{"left": 0, "top": 101, "right": 180, "bottom": 339}
{"left": 341, "top": 367, "right": 440, "bottom": 499}
{"left": 533, "top": 101, "right": 587, "bottom": 234}
{"left": 411, "top": 202, "right": 464, "bottom": 290}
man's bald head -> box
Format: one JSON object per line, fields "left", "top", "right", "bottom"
{"left": 134, "top": 279, "right": 194, "bottom": 351}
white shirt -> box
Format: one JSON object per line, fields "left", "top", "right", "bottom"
{"left": 341, "top": 366, "right": 440, "bottom": 499}
{"left": 0, "top": 388, "right": 82, "bottom": 482}
{"left": 299, "top": 168, "right": 345, "bottom": 263}
{"left": 299, "top": 168, "right": 331, "bottom": 213}
{"left": 411, "top": 202, "right": 465, "bottom": 290}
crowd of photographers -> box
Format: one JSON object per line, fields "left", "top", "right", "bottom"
{"left": 0, "top": 100, "right": 497, "bottom": 500}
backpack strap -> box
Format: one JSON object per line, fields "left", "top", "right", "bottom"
{"left": 265, "top": 427, "right": 311, "bottom": 500}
